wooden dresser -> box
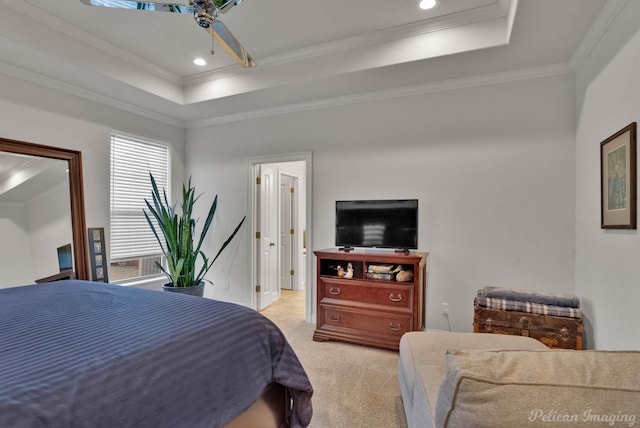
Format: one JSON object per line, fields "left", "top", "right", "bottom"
{"left": 313, "top": 248, "right": 428, "bottom": 351}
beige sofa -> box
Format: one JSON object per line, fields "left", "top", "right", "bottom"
{"left": 398, "top": 331, "right": 640, "bottom": 428}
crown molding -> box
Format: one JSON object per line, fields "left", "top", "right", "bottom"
{"left": 570, "top": 0, "right": 628, "bottom": 71}
{"left": 6, "top": 1, "right": 183, "bottom": 85}
{"left": 0, "top": 61, "right": 185, "bottom": 128}
{"left": 0, "top": 56, "right": 573, "bottom": 132}
{"left": 186, "top": 62, "right": 573, "bottom": 129}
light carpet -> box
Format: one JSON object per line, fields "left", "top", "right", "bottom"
{"left": 260, "top": 290, "right": 408, "bottom": 428}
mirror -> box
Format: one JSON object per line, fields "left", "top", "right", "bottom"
{"left": 0, "top": 138, "right": 88, "bottom": 286}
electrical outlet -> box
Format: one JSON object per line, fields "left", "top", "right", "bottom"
{"left": 441, "top": 303, "right": 449, "bottom": 318}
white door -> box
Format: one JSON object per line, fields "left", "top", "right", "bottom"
{"left": 256, "top": 164, "right": 279, "bottom": 310}
{"left": 279, "top": 175, "right": 295, "bottom": 290}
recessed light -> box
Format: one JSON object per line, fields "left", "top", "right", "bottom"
{"left": 418, "top": 0, "right": 437, "bottom": 10}
{"left": 193, "top": 58, "right": 207, "bottom": 66}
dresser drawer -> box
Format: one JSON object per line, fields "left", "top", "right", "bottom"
{"left": 318, "top": 304, "right": 412, "bottom": 337}
{"left": 319, "top": 278, "right": 413, "bottom": 310}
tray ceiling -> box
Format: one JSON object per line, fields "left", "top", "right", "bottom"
{"left": 0, "top": 0, "right": 610, "bottom": 126}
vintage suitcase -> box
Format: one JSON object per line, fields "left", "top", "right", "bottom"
{"left": 473, "top": 299, "right": 583, "bottom": 350}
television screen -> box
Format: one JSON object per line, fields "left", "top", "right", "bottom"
{"left": 335, "top": 199, "right": 418, "bottom": 250}
{"left": 57, "top": 244, "right": 73, "bottom": 272}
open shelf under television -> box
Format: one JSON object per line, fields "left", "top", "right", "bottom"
{"left": 313, "top": 248, "right": 428, "bottom": 351}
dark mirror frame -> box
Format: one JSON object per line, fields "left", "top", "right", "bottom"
{"left": 0, "top": 137, "right": 89, "bottom": 280}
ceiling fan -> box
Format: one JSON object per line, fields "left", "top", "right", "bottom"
{"left": 79, "top": 0, "right": 256, "bottom": 68}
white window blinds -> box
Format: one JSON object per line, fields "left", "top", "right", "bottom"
{"left": 110, "top": 133, "right": 170, "bottom": 261}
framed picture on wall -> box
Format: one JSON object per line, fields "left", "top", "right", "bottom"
{"left": 88, "top": 227, "right": 109, "bottom": 282}
{"left": 601, "top": 122, "right": 637, "bottom": 229}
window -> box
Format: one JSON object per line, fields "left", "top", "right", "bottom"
{"left": 110, "top": 132, "right": 170, "bottom": 282}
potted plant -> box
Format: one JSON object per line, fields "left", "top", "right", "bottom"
{"left": 144, "top": 172, "right": 245, "bottom": 296}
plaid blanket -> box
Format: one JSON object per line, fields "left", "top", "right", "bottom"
{"left": 475, "top": 295, "right": 582, "bottom": 319}
{"left": 478, "top": 286, "right": 580, "bottom": 308}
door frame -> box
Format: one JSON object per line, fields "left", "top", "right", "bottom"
{"left": 247, "top": 152, "right": 313, "bottom": 323}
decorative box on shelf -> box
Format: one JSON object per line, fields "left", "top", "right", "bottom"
{"left": 366, "top": 264, "right": 398, "bottom": 281}
{"left": 365, "top": 271, "right": 396, "bottom": 281}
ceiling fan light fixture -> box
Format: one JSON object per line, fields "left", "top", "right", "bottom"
{"left": 194, "top": 58, "right": 207, "bottom": 66}
{"left": 79, "top": 0, "right": 255, "bottom": 68}
{"left": 418, "top": 0, "right": 437, "bottom": 10}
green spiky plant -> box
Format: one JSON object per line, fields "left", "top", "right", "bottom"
{"left": 144, "top": 172, "right": 246, "bottom": 288}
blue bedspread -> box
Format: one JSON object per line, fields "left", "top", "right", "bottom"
{"left": 0, "top": 280, "right": 313, "bottom": 427}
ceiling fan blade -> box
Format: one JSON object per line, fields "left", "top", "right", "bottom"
{"left": 206, "top": 19, "right": 256, "bottom": 68}
{"left": 79, "top": 0, "right": 194, "bottom": 14}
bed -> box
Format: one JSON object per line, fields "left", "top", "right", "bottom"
{"left": 0, "top": 280, "right": 313, "bottom": 428}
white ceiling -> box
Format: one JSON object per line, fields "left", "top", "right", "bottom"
{"left": 0, "top": 154, "right": 68, "bottom": 203}
{"left": 0, "top": 0, "right": 612, "bottom": 127}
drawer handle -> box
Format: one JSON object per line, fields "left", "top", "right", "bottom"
{"left": 329, "top": 287, "right": 341, "bottom": 295}
{"left": 329, "top": 314, "right": 341, "bottom": 322}
{"left": 486, "top": 318, "right": 494, "bottom": 333}
{"left": 389, "top": 322, "right": 402, "bottom": 331}
{"left": 519, "top": 316, "right": 530, "bottom": 337}
{"left": 388, "top": 293, "right": 402, "bottom": 302}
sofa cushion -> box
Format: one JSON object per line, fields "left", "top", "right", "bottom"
{"left": 398, "top": 332, "right": 548, "bottom": 428}
{"left": 436, "top": 349, "right": 640, "bottom": 428}
{"left": 399, "top": 332, "right": 548, "bottom": 403}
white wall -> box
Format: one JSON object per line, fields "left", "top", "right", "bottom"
{"left": 27, "top": 183, "right": 73, "bottom": 281}
{"left": 187, "top": 73, "right": 577, "bottom": 331}
{"left": 575, "top": 1, "right": 640, "bottom": 350}
{"left": 0, "top": 74, "right": 186, "bottom": 284}
{"left": 0, "top": 184, "right": 73, "bottom": 286}
{"left": 0, "top": 58, "right": 581, "bottom": 339}
{"left": 0, "top": 204, "right": 33, "bottom": 287}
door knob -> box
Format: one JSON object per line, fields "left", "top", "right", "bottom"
{"left": 269, "top": 242, "right": 275, "bottom": 247}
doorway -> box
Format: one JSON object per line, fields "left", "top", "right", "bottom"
{"left": 248, "top": 153, "right": 312, "bottom": 323}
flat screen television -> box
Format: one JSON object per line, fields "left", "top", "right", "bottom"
{"left": 57, "top": 244, "right": 73, "bottom": 272}
{"left": 335, "top": 199, "right": 418, "bottom": 251}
